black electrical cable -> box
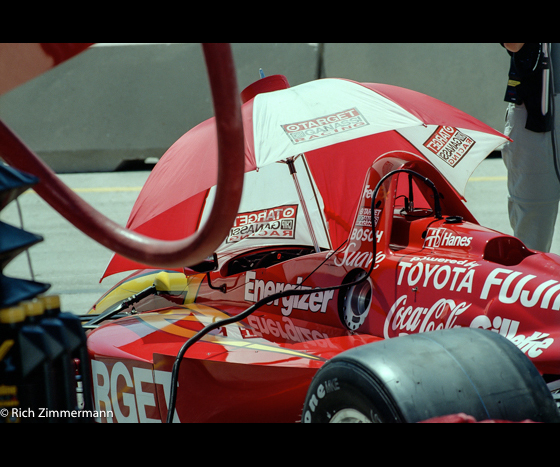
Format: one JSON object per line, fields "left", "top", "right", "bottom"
{"left": 165, "top": 168, "right": 442, "bottom": 423}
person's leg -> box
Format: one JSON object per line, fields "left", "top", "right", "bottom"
{"left": 502, "top": 103, "right": 560, "bottom": 252}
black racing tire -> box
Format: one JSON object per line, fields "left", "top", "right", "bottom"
{"left": 302, "top": 328, "right": 560, "bottom": 423}
{"left": 302, "top": 358, "right": 403, "bottom": 423}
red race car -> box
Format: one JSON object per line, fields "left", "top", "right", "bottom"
{"left": 84, "top": 76, "right": 560, "bottom": 423}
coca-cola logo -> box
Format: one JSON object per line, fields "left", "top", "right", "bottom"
{"left": 383, "top": 294, "right": 469, "bottom": 338}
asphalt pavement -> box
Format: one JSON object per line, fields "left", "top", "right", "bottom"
{"left": 2, "top": 157, "right": 560, "bottom": 315}
{"left": 1, "top": 170, "right": 151, "bottom": 315}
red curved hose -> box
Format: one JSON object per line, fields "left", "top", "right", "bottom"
{"left": 0, "top": 43, "right": 245, "bottom": 268}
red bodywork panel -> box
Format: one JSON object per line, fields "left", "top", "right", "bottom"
{"left": 87, "top": 154, "right": 560, "bottom": 422}
{"left": 2, "top": 43, "right": 552, "bottom": 423}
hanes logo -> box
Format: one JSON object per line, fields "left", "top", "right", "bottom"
{"left": 424, "top": 227, "right": 472, "bottom": 248}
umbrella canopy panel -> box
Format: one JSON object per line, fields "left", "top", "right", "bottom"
{"left": 198, "top": 156, "right": 331, "bottom": 255}
{"left": 102, "top": 78, "right": 509, "bottom": 280}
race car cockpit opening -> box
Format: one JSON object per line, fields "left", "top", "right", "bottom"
{"left": 390, "top": 171, "right": 438, "bottom": 252}
{"left": 483, "top": 236, "right": 535, "bottom": 266}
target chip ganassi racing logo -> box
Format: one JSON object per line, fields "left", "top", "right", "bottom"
{"left": 423, "top": 126, "right": 475, "bottom": 167}
{"left": 282, "top": 108, "right": 369, "bottom": 144}
{"left": 227, "top": 205, "right": 298, "bottom": 244}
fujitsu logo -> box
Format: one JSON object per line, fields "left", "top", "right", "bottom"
{"left": 424, "top": 227, "right": 472, "bottom": 248}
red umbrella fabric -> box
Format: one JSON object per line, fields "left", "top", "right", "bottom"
{"left": 102, "top": 77, "right": 508, "bottom": 280}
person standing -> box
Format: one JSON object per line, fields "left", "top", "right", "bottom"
{"left": 501, "top": 43, "right": 560, "bottom": 252}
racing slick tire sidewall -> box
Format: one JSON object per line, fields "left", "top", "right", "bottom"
{"left": 302, "top": 328, "right": 560, "bottom": 423}
{"left": 302, "top": 360, "right": 404, "bottom": 423}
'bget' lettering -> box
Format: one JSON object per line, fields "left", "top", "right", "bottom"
{"left": 92, "top": 361, "right": 178, "bottom": 423}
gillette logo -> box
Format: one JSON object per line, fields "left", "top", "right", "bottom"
{"left": 424, "top": 227, "right": 472, "bottom": 248}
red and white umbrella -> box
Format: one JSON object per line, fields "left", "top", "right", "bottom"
{"left": 102, "top": 76, "right": 508, "bottom": 280}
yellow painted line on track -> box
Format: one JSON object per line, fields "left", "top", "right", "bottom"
{"left": 70, "top": 186, "right": 143, "bottom": 193}
{"left": 469, "top": 176, "right": 507, "bottom": 182}
{"left": 24, "top": 186, "right": 143, "bottom": 194}
{"left": 19, "top": 176, "right": 505, "bottom": 195}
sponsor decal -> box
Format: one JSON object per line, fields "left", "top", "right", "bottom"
{"left": 227, "top": 205, "right": 297, "bottom": 244}
{"left": 282, "top": 108, "right": 369, "bottom": 144}
{"left": 423, "top": 126, "right": 475, "bottom": 167}
{"left": 334, "top": 246, "right": 385, "bottom": 270}
{"left": 480, "top": 267, "right": 560, "bottom": 310}
{"left": 382, "top": 295, "right": 555, "bottom": 358}
{"left": 355, "top": 206, "right": 382, "bottom": 228}
{"left": 92, "top": 360, "right": 177, "bottom": 423}
{"left": 244, "top": 270, "right": 335, "bottom": 317}
{"left": 386, "top": 263, "right": 556, "bottom": 358}
{"left": 334, "top": 229, "right": 385, "bottom": 269}
{"left": 423, "top": 227, "right": 473, "bottom": 248}
{"left": 350, "top": 227, "right": 384, "bottom": 244}
{"left": 470, "top": 315, "right": 554, "bottom": 358}
{"left": 397, "top": 259, "right": 477, "bottom": 293}
{"left": 383, "top": 295, "right": 469, "bottom": 338}
{"left": 247, "top": 315, "right": 336, "bottom": 349}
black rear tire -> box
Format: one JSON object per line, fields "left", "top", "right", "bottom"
{"left": 302, "top": 328, "right": 560, "bottom": 423}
